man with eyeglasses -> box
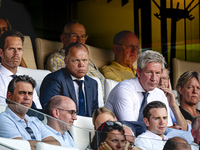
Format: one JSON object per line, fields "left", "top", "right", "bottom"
{"left": 0, "top": 75, "right": 60, "bottom": 149}
{"left": 45, "top": 20, "right": 105, "bottom": 99}
{"left": 45, "top": 95, "right": 78, "bottom": 148}
{"left": 40, "top": 42, "right": 98, "bottom": 117}
{"left": 100, "top": 30, "right": 139, "bottom": 82}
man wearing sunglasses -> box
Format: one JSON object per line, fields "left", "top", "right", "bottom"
{"left": 0, "top": 75, "right": 60, "bottom": 149}
{"left": 100, "top": 30, "right": 138, "bottom": 82}
{"left": 45, "top": 95, "right": 78, "bottom": 148}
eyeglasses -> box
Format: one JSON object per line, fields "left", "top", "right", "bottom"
{"left": 117, "top": 43, "right": 140, "bottom": 49}
{"left": 25, "top": 127, "right": 36, "bottom": 140}
{"left": 99, "top": 121, "right": 122, "bottom": 131}
{"left": 160, "top": 77, "right": 169, "bottom": 81}
{"left": 63, "top": 33, "right": 88, "bottom": 40}
{"left": 57, "top": 108, "right": 78, "bottom": 117}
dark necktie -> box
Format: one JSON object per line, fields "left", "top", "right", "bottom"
{"left": 75, "top": 80, "right": 85, "bottom": 116}
{"left": 11, "top": 74, "right": 17, "bottom": 78}
{"left": 137, "top": 92, "right": 149, "bottom": 122}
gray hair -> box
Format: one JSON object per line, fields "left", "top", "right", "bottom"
{"left": 137, "top": 50, "right": 165, "bottom": 71}
{"left": 62, "top": 20, "right": 83, "bottom": 33}
{"left": 176, "top": 71, "right": 200, "bottom": 103}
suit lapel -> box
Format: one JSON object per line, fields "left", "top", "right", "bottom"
{"left": 62, "top": 68, "right": 78, "bottom": 107}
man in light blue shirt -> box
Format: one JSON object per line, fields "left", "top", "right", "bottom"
{"left": 0, "top": 75, "right": 60, "bottom": 149}
{"left": 45, "top": 95, "right": 78, "bottom": 148}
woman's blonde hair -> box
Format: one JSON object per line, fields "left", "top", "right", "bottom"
{"left": 92, "top": 107, "right": 115, "bottom": 126}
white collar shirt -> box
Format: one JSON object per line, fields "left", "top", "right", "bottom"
{"left": 135, "top": 130, "right": 168, "bottom": 150}
{"left": 0, "top": 65, "right": 42, "bottom": 109}
{"left": 105, "top": 77, "right": 172, "bottom": 126}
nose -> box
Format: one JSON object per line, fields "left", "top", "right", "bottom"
{"left": 116, "top": 141, "right": 122, "bottom": 148}
{"left": 150, "top": 73, "right": 156, "bottom": 81}
{"left": 73, "top": 114, "right": 77, "bottom": 120}
{"left": 78, "top": 61, "right": 84, "bottom": 67}
{"left": 75, "top": 35, "right": 81, "bottom": 42}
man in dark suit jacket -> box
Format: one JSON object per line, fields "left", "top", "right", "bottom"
{"left": 40, "top": 42, "right": 98, "bottom": 117}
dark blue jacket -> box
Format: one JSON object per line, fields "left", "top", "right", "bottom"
{"left": 40, "top": 68, "right": 98, "bottom": 117}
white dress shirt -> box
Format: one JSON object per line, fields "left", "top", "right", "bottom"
{"left": 105, "top": 77, "right": 172, "bottom": 126}
{"left": 0, "top": 65, "right": 42, "bottom": 109}
{"left": 135, "top": 130, "right": 168, "bottom": 150}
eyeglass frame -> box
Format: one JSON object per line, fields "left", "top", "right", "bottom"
{"left": 116, "top": 43, "right": 140, "bottom": 49}
{"left": 56, "top": 108, "right": 78, "bottom": 117}
{"left": 62, "top": 33, "right": 89, "bottom": 40}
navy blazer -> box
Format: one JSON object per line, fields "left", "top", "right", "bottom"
{"left": 40, "top": 68, "right": 98, "bottom": 117}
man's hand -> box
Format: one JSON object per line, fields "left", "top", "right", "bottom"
{"left": 169, "top": 123, "right": 183, "bottom": 130}
{"left": 159, "top": 79, "right": 176, "bottom": 108}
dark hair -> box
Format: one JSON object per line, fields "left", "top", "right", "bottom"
{"left": 0, "top": 30, "right": 24, "bottom": 51}
{"left": 64, "top": 42, "right": 89, "bottom": 56}
{"left": 143, "top": 101, "right": 167, "bottom": 120}
{"left": 163, "top": 137, "right": 190, "bottom": 150}
{"left": 0, "top": 18, "right": 12, "bottom": 31}
{"left": 91, "top": 121, "right": 125, "bottom": 150}
{"left": 7, "top": 75, "right": 36, "bottom": 95}
{"left": 113, "top": 30, "right": 136, "bottom": 45}
{"left": 45, "top": 95, "right": 63, "bottom": 116}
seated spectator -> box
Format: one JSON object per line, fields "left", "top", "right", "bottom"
{"left": 40, "top": 42, "right": 98, "bottom": 117}
{"left": 176, "top": 71, "right": 200, "bottom": 122}
{"left": 45, "top": 20, "right": 105, "bottom": 98}
{"left": 91, "top": 121, "right": 126, "bottom": 150}
{"left": 92, "top": 107, "right": 146, "bottom": 137}
{"left": 105, "top": 50, "right": 173, "bottom": 126}
{"left": 92, "top": 107, "right": 145, "bottom": 150}
{"left": 0, "top": 75, "right": 60, "bottom": 149}
{"left": 135, "top": 101, "right": 169, "bottom": 150}
{"left": 191, "top": 114, "right": 200, "bottom": 149}
{"left": 0, "top": 30, "right": 41, "bottom": 108}
{"left": 100, "top": 30, "right": 138, "bottom": 82}
{"left": 163, "top": 137, "right": 191, "bottom": 150}
{"left": 158, "top": 63, "right": 188, "bottom": 131}
{"left": 45, "top": 95, "right": 78, "bottom": 148}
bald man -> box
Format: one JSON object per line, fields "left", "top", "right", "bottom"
{"left": 100, "top": 30, "right": 139, "bottom": 82}
{"left": 45, "top": 95, "right": 78, "bottom": 148}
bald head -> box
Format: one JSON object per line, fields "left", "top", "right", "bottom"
{"left": 163, "top": 137, "right": 190, "bottom": 150}
{"left": 45, "top": 95, "right": 75, "bottom": 116}
{"left": 113, "top": 30, "right": 139, "bottom": 69}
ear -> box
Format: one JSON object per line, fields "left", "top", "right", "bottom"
{"left": 114, "top": 116, "right": 117, "bottom": 122}
{"left": 143, "top": 117, "right": 149, "bottom": 127}
{"left": 7, "top": 92, "right": 12, "bottom": 100}
{"left": 52, "top": 108, "right": 59, "bottom": 119}
{"left": 60, "top": 34, "right": 66, "bottom": 44}
{"left": 178, "top": 86, "right": 182, "bottom": 95}
{"left": 0, "top": 48, "right": 3, "bottom": 57}
{"left": 112, "top": 45, "right": 118, "bottom": 54}
{"left": 136, "top": 68, "right": 141, "bottom": 78}
{"left": 191, "top": 129, "right": 196, "bottom": 139}
{"left": 64, "top": 57, "right": 68, "bottom": 67}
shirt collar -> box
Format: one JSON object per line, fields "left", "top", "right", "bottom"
{"left": 0, "top": 65, "right": 19, "bottom": 77}
{"left": 145, "top": 130, "right": 168, "bottom": 140}
{"left": 5, "top": 107, "right": 32, "bottom": 122}
{"left": 71, "top": 75, "right": 85, "bottom": 81}
{"left": 46, "top": 125, "right": 62, "bottom": 136}
{"left": 135, "top": 77, "right": 156, "bottom": 94}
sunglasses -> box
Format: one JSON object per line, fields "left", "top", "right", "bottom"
{"left": 25, "top": 127, "right": 36, "bottom": 140}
